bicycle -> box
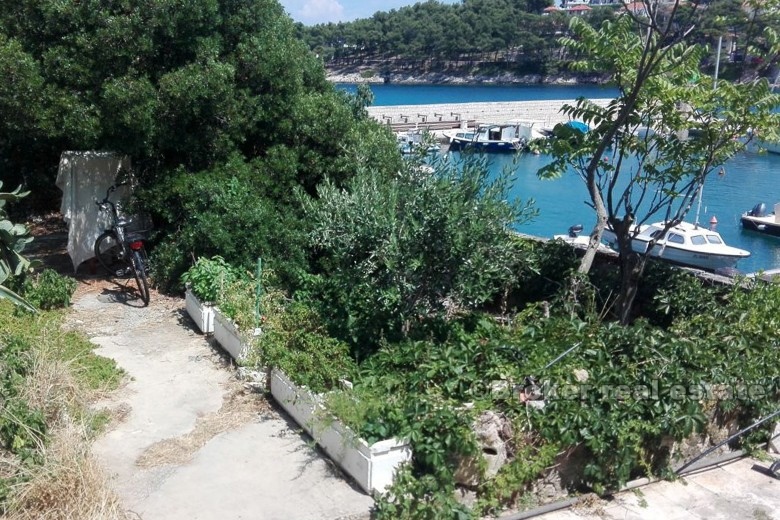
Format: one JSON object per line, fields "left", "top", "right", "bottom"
{"left": 94, "top": 183, "right": 150, "bottom": 306}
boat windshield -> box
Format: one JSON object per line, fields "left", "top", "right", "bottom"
{"left": 690, "top": 235, "right": 707, "bottom": 245}
{"left": 667, "top": 233, "right": 685, "bottom": 244}
{"left": 706, "top": 234, "right": 723, "bottom": 244}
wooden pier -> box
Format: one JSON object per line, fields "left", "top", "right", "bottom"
{"left": 367, "top": 99, "right": 612, "bottom": 133}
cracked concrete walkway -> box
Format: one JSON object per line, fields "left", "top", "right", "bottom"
{"left": 72, "top": 280, "right": 373, "bottom": 520}
{"left": 536, "top": 457, "right": 780, "bottom": 520}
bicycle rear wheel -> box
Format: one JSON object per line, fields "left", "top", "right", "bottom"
{"left": 132, "top": 250, "right": 150, "bottom": 306}
{"left": 94, "top": 231, "right": 127, "bottom": 276}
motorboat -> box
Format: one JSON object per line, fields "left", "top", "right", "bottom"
{"left": 553, "top": 224, "right": 613, "bottom": 253}
{"left": 396, "top": 130, "right": 440, "bottom": 155}
{"left": 601, "top": 220, "right": 751, "bottom": 271}
{"left": 447, "top": 121, "right": 543, "bottom": 153}
{"left": 741, "top": 202, "right": 780, "bottom": 237}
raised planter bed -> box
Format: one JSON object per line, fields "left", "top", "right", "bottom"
{"left": 185, "top": 288, "right": 215, "bottom": 334}
{"left": 270, "top": 368, "right": 412, "bottom": 494}
{"left": 212, "top": 308, "right": 255, "bottom": 362}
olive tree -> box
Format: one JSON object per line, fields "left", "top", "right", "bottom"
{"left": 303, "top": 157, "right": 537, "bottom": 358}
{"left": 537, "top": 11, "right": 780, "bottom": 324}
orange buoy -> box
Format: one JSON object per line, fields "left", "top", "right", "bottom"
{"left": 709, "top": 215, "right": 718, "bottom": 230}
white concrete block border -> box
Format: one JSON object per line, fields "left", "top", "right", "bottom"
{"left": 270, "top": 368, "right": 412, "bottom": 494}
{"left": 770, "top": 422, "right": 780, "bottom": 454}
{"left": 212, "top": 308, "right": 251, "bottom": 362}
{"left": 185, "top": 288, "right": 215, "bottom": 334}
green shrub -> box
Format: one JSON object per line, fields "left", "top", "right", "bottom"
{"left": 508, "top": 238, "right": 580, "bottom": 308}
{"left": 0, "top": 329, "right": 45, "bottom": 465}
{"left": 303, "top": 156, "right": 537, "bottom": 357}
{"left": 217, "top": 276, "right": 259, "bottom": 332}
{"left": 257, "top": 291, "right": 356, "bottom": 393}
{"left": 181, "top": 256, "right": 242, "bottom": 304}
{"left": 141, "top": 156, "right": 309, "bottom": 293}
{"left": 19, "top": 270, "right": 77, "bottom": 310}
{"left": 148, "top": 240, "right": 188, "bottom": 294}
{"left": 634, "top": 261, "right": 720, "bottom": 327}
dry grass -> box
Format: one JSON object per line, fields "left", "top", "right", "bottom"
{"left": 19, "top": 350, "right": 86, "bottom": 426}
{"left": 136, "top": 385, "right": 270, "bottom": 467}
{"left": 2, "top": 319, "right": 129, "bottom": 519}
{"left": 5, "top": 420, "right": 129, "bottom": 520}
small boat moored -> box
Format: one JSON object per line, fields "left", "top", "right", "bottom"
{"left": 397, "top": 129, "right": 440, "bottom": 156}
{"left": 741, "top": 202, "right": 780, "bottom": 237}
{"left": 602, "top": 220, "right": 751, "bottom": 272}
{"left": 553, "top": 224, "right": 613, "bottom": 253}
{"left": 447, "top": 121, "right": 543, "bottom": 153}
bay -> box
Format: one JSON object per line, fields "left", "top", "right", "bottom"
{"left": 480, "top": 151, "right": 780, "bottom": 275}
{"left": 341, "top": 83, "right": 780, "bottom": 274}
{"left": 337, "top": 83, "right": 617, "bottom": 105}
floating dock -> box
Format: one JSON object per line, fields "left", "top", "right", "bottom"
{"left": 366, "top": 99, "right": 612, "bottom": 133}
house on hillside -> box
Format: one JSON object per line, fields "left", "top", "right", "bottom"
{"left": 621, "top": 1, "right": 649, "bottom": 16}
{"left": 567, "top": 4, "right": 593, "bottom": 15}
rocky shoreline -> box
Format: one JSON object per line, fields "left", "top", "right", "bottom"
{"left": 325, "top": 67, "right": 609, "bottom": 86}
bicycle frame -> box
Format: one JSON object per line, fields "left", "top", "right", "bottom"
{"left": 95, "top": 184, "right": 150, "bottom": 305}
{"left": 97, "top": 186, "right": 133, "bottom": 259}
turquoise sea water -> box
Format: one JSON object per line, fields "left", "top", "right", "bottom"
{"left": 341, "top": 83, "right": 780, "bottom": 273}
{"left": 337, "top": 83, "right": 617, "bottom": 105}
{"left": 476, "top": 151, "right": 780, "bottom": 274}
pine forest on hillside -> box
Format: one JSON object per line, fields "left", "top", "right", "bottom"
{"left": 298, "top": 0, "right": 780, "bottom": 81}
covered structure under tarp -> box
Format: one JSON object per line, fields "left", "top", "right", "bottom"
{"left": 56, "top": 151, "right": 131, "bottom": 272}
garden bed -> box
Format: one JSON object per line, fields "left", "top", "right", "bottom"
{"left": 269, "top": 368, "right": 412, "bottom": 494}
{"left": 213, "top": 308, "right": 256, "bottom": 362}
{"left": 185, "top": 287, "right": 214, "bottom": 334}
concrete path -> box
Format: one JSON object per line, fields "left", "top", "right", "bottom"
{"left": 536, "top": 457, "right": 780, "bottom": 520}
{"left": 72, "top": 280, "right": 373, "bottom": 520}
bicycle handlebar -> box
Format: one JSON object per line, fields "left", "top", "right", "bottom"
{"left": 98, "top": 182, "right": 128, "bottom": 204}
{"left": 95, "top": 183, "right": 130, "bottom": 222}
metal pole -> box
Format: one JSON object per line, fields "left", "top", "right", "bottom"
{"left": 675, "top": 407, "right": 780, "bottom": 475}
{"left": 714, "top": 35, "right": 723, "bottom": 89}
{"left": 255, "top": 257, "right": 262, "bottom": 328}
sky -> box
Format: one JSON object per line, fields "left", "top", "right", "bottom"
{"left": 280, "top": 0, "right": 459, "bottom": 26}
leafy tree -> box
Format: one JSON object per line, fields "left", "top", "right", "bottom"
{"left": 300, "top": 0, "right": 559, "bottom": 73}
{"left": 0, "top": 0, "right": 387, "bottom": 193}
{"left": 0, "top": 0, "right": 404, "bottom": 287}
{"left": 536, "top": 13, "right": 780, "bottom": 324}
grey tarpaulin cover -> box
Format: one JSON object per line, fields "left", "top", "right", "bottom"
{"left": 56, "top": 151, "right": 131, "bottom": 271}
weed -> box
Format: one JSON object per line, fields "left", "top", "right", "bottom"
{"left": 633, "top": 488, "right": 648, "bottom": 508}
{"left": 21, "top": 270, "right": 77, "bottom": 311}
{"left": 0, "top": 299, "right": 125, "bottom": 515}
{"left": 5, "top": 421, "right": 128, "bottom": 519}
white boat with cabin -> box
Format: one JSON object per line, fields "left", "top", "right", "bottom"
{"left": 445, "top": 120, "right": 544, "bottom": 153}
{"left": 602, "top": 220, "right": 750, "bottom": 271}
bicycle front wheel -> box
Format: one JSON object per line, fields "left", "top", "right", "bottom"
{"left": 94, "top": 231, "right": 126, "bottom": 276}
{"left": 132, "top": 250, "right": 150, "bottom": 306}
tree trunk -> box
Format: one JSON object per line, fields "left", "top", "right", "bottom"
{"left": 615, "top": 250, "right": 646, "bottom": 325}
{"left": 578, "top": 162, "right": 609, "bottom": 275}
